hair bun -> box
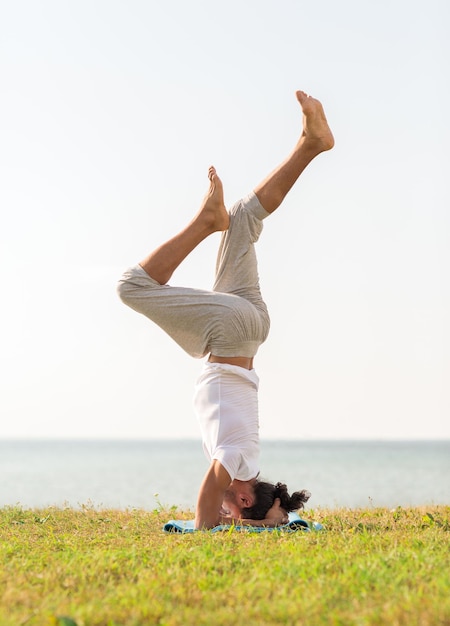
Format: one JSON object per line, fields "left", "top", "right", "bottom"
{"left": 273, "top": 483, "right": 310, "bottom": 511}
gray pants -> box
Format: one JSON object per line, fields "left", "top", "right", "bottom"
{"left": 117, "top": 192, "right": 271, "bottom": 359}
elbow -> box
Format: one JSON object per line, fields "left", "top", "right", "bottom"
{"left": 194, "top": 515, "right": 216, "bottom": 531}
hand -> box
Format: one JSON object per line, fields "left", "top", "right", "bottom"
{"left": 264, "top": 498, "right": 288, "bottom": 526}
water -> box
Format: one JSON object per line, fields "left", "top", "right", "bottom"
{"left": 0, "top": 439, "right": 449, "bottom": 511}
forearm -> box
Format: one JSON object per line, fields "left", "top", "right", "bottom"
{"left": 219, "top": 498, "right": 288, "bottom": 527}
{"left": 218, "top": 516, "right": 280, "bottom": 527}
{"left": 219, "top": 515, "right": 284, "bottom": 528}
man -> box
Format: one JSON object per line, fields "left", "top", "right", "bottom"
{"left": 118, "top": 90, "right": 334, "bottom": 529}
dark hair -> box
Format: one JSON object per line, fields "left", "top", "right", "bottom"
{"left": 241, "top": 481, "right": 311, "bottom": 521}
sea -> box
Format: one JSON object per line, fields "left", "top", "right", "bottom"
{"left": 1, "top": 439, "right": 449, "bottom": 511}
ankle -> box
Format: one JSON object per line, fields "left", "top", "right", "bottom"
{"left": 294, "top": 134, "right": 331, "bottom": 158}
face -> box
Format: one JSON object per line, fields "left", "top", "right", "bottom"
{"left": 220, "top": 488, "right": 243, "bottom": 519}
{"left": 220, "top": 480, "right": 255, "bottom": 519}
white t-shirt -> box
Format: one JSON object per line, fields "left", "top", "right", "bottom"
{"left": 193, "top": 362, "right": 260, "bottom": 481}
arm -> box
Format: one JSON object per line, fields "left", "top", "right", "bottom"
{"left": 219, "top": 498, "right": 288, "bottom": 528}
{"left": 194, "top": 460, "right": 232, "bottom": 530}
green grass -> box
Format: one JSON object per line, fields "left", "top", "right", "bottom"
{"left": 1, "top": 504, "right": 449, "bottom": 626}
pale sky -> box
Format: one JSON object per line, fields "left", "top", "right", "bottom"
{"left": 1, "top": 0, "right": 449, "bottom": 440}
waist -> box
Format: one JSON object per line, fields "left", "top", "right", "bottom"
{"left": 208, "top": 355, "right": 254, "bottom": 370}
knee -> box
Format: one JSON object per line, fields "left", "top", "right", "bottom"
{"left": 116, "top": 268, "right": 142, "bottom": 305}
{"left": 116, "top": 266, "right": 161, "bottom": 307}
{"left": 116, "top": 278, "right": 132, "bottom": 304}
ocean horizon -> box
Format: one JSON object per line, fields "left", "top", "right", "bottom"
{"left": 1, "top": 438, "right": 449, "bottom": 511}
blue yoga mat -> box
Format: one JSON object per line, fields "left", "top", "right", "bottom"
{"left": 163, "top": 511, "right": 323, "bottom": 533}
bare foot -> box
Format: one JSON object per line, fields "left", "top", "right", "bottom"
{"left": 296, "top": 90, "right": 335, "bottom": 153}
{"left": 198, "top": 166, "right": 229, "bottom": 231}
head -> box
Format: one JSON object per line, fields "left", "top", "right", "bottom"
{"left": 240, "top": 480, "right": 311, "bottom": 521}
{"left": 220, "top": 479, "right": 257, "bottom": 519}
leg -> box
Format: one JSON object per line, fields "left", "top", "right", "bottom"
{"left": 118, "top": 167, "right": 268, "bottom": 361}
{"left": 139, "top": 167, "right": 229, "bottom": 285}
{"left": 212, "top": 192, "right": 268, "bottom": 304}
{"left": 254, "top": 91, "right": 334, "bottom": 214}
{"left": 209, "top": 192, "right": 271, "bottom": 370}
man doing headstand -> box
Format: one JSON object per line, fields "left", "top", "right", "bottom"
{"left": 118, "top": 90, "right": 334, "bottom": 529}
